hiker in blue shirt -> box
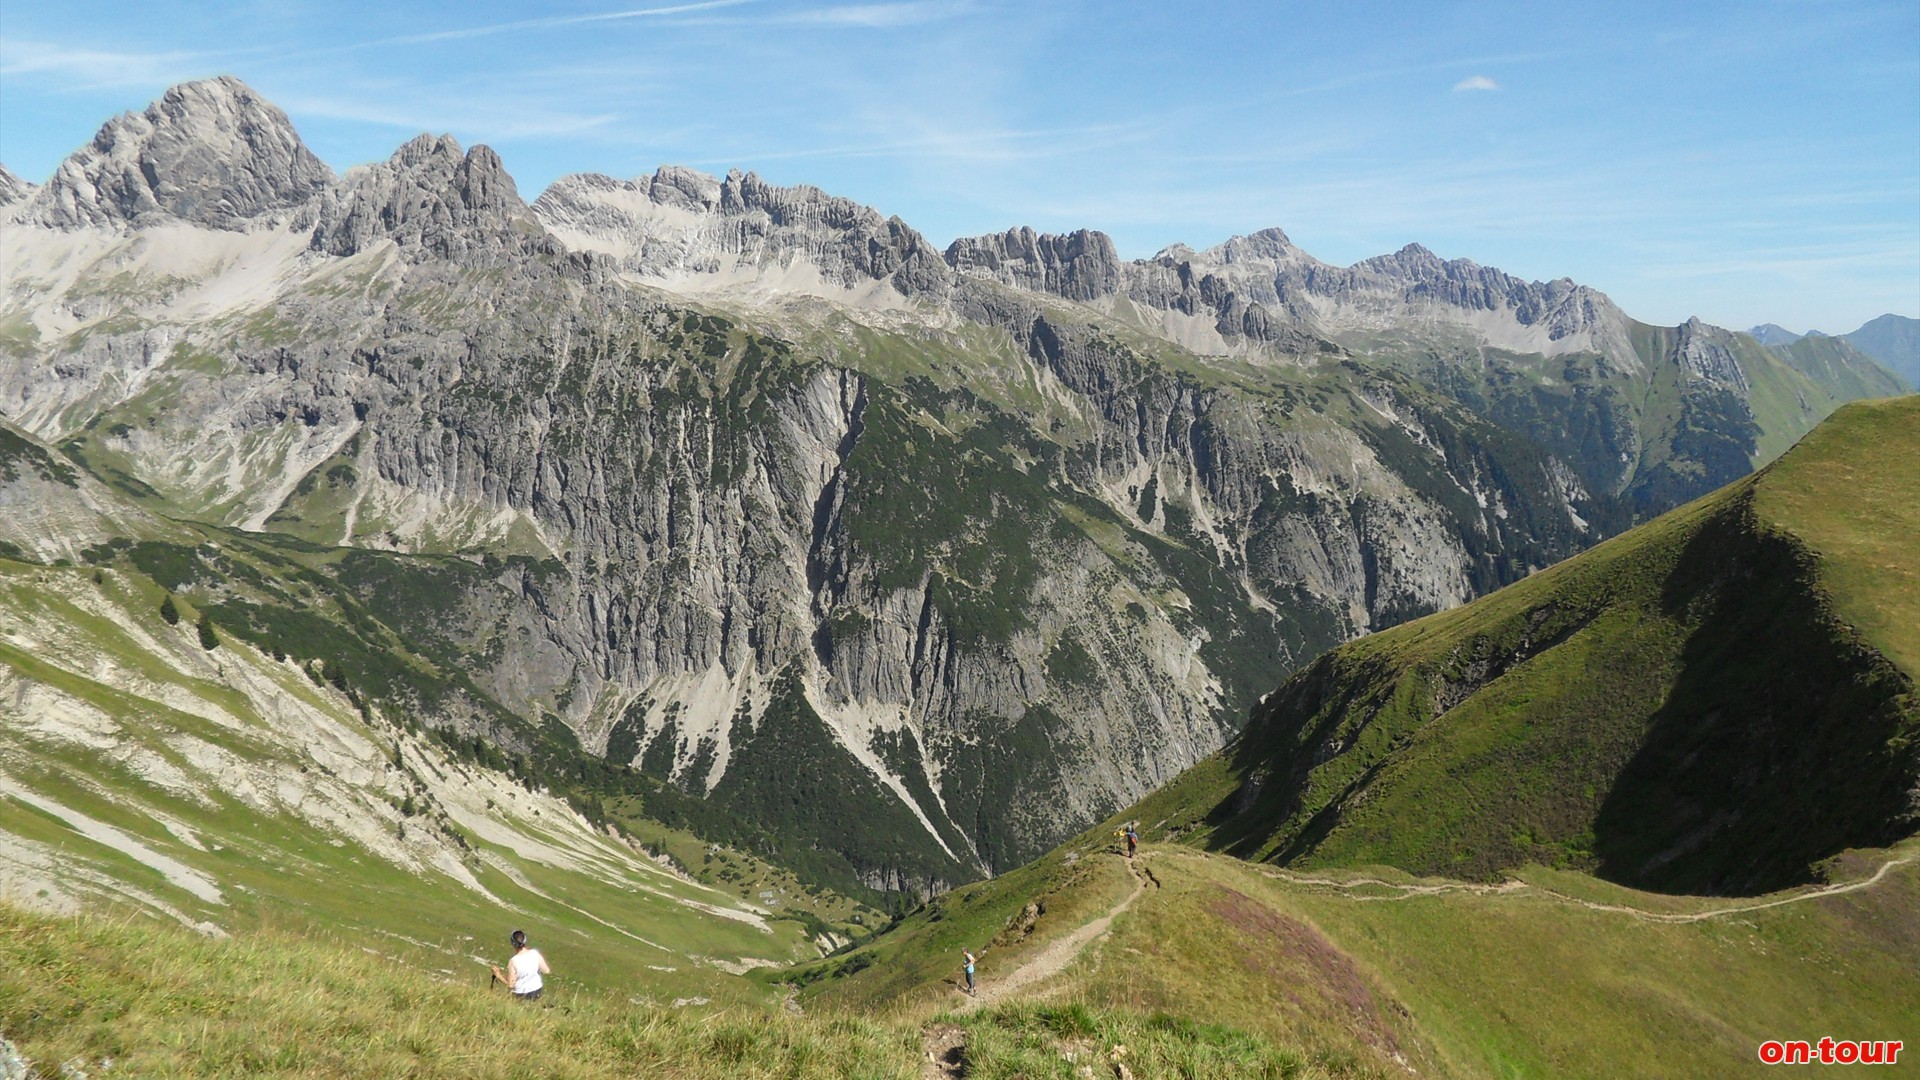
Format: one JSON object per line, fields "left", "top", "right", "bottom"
{"left": 962, "top": 949, "right": 977, "bottom": 995}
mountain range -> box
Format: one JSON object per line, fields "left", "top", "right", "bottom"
{"left": 1750, "top": 313, "right": 1920, "bottom": 389}
{"left": 0, "top": 76, "right": 1908, "bottom": 907}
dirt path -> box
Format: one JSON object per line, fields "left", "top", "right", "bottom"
{"left": 1536, "top": 851, "right": 1920, "bottom": 924}
{"left": 921, "top": 855, "right": 1156, "bottom": 1075}
{"left": 956, "top": 854, "right": 1155, "bottom": 1012}
{"left": 916, "top": 846, "right": 1915, "bottom": 1074}
{"left": 1193, "top": 848, "right": 1920, "bottom": 925}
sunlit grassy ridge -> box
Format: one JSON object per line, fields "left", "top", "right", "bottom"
{"left": 1753, "top": 396, "right": 1920, "bottom": 673}
{"left": 10, "top": 839, "right": 1914, "bottom": 1078}
{"left": 1121, "top": 396, "right": 1920, "bottom": 895}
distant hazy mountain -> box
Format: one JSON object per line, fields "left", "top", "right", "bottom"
{"left": 1748, "top": 323, "right": 1803, "bottom": 347}
{"left": 1843, "top": 314, "right": 1920, "bottom": 391}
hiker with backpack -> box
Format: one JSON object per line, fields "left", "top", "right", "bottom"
{"left": 962, "top": 949, "right": 977, "bottom": 995}
{"left": 1124, "top": 823, "right": 1138, "bottom": 859}
{"left": 491, "top": 929, "right": 550, "bottom": 1002}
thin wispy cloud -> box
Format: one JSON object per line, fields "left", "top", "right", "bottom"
{"left": 772, "top": 2, "right": 966, "bottom": 27}
{"left": 1453, "top": 74, "right": 1500, "bottom": 92}
{"left": 0, "top": 39, "right": 209, "bottom": 89}
{"left": 696, "top": 118, "right": 1149, "bottom": 168}
{"left": 1642, "top": 239, "right": 1920, "bottom": 280}
{"left": 298, "top": 0, "right": 754, "bottom": 54}
{"left": 0, "top": 4, "right": 754, "bottom": 93}
{"left": 280, "top": 91, "right": 622, "bottom": 142}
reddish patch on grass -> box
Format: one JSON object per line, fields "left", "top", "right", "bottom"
{"left": 1206, "top": 886, "right": 1402, "bottom": 1054}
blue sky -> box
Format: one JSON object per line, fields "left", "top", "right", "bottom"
{"left": 3, "top": 1, "right": 1915, "bottom": 332}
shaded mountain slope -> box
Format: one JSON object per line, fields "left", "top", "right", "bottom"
{"left": 1126, "top": 396, "right": 1920, "bottom": 895}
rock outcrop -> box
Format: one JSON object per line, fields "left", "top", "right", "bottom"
{"left": 23, "top": 76, "right": 332, "bottom": 231}
{"left": 0, "top": 165, "right": 34, "bottom": 209}
{"left": 943, "top": 227, "right": 1123, "bottom": 303}
{"left": 535, "top": 168, "right": 950, "bottom": 298}
{"left": 312, "top": 135, "right": 551, "bottom": 260}
{"left": 539, "top": 169, "right": 1636, "bottom": 368}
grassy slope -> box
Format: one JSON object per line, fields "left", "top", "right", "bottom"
{"left": 1120, "top": 396, "right": 1919, "bottom": 895}
{"left": 20, "top": 831, "right": 1896, "bottom": 1078}
{"left": 1753, "top": 396, "right": 1919, "bottom": 674}
{"left": 1766, "top": 333, "right": 1910, "bottom": 405}
{"left": 799, "top": 834, "right": 1919, "bottom": 1080}
{"left": 0, "top": 556, "right": 860, "bottom": 1007}
{"left": 1, "top": 900, "right": 1335, "bottom": 1080}
{"left": 1344, "top": 319, "right": 1881, "bottom": 516}
{"left": 0, "top": 904, "right": 909, "bottom": 1080}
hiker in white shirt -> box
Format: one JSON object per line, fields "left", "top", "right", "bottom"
{"left": 491, "top": 929, "right": 550, "bottom": 1001}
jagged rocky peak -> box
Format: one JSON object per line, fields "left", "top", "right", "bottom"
{"left": 0, "top": 164, "right": 35, "bottom": 208}
{"left": 1674, "top": 315, "right": 1749, "bottom": 388}
{"left": 533, "top": 165, "right": 950, "bottom": 298}
{"left": 311, "top": 133, "right": 546, "bottom": 259}
{"left": 26, "top": 75, "right": 332, "bottom": 231}
{"left": 943, "top": 226, "right": 1124, "bottom": 302}
{"left": 1340, "top": 241, "right": 1617, "bottom": 338}
{"left": 1196, "top": 227, "right": 1311, "bottom": 267}
{"left": 720, "top": 168, "right": 951, "bottom": 294}
{"left": 535, "top": 166, "right": 723, "bottom": 219}
{"left": 1357, "top": 241, "right": 1451, "bottom": 275}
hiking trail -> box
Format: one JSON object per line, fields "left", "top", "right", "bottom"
{"left": 958, "top": 852, "right": 1154, "bottom": 1011}
{"left": 1179, "top": 848, "right": 1920, "bottom": 925}
{"left": 922, "top": 853, "right": 1155, "bottom": 1076}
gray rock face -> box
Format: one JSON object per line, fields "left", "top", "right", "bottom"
{"left": 0, "top": 165, "right": 33, "bottom": 208}
{"left": 943, "top": 227, "right": 1123, "bottom": 303}
{"left": 25, "top": 76, "right": 332, "bottom": 231}
{"left": 311, "top": 135, "right": 550, "bottom": 260}
{"left": 535, "top": 167, "right": 950, "bottom": 297}
{"left": 539, "top": 165, "right": 1627, "bottom": 363}
{"left": 932, "top": 226, "right": 1623, "bottom": 360}
{"left": 1674, "top": 316, "right": 1751, "bottom": 390}
{"left": 1345, "top": 244, "right": 1609, "bottom": 335}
